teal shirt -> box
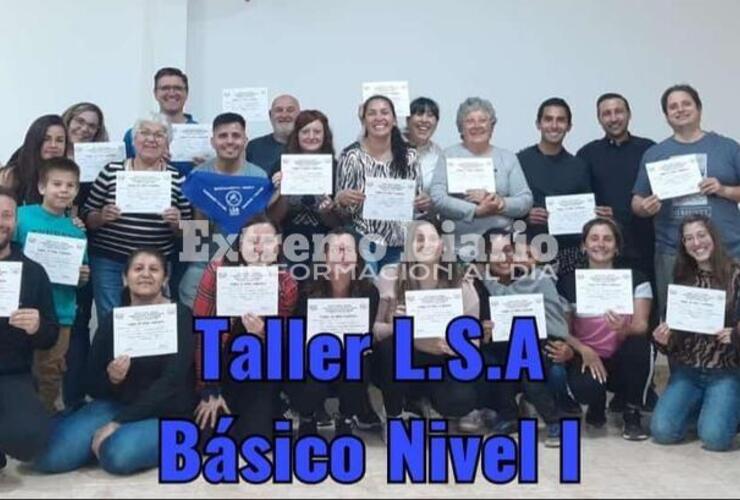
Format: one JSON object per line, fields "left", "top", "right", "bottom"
{"left": 14, "top": 205, "right": 88, "bottom": 326}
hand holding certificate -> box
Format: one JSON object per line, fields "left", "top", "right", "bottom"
{"left": 280, "top": 155, "right": 334, "bottom": 196}
{"left": 445, "top": 158, "right": 496, "bottom": 194}
{"left": 405, "top": 288, "right": 463, "bottom": 339}
{"left": 222, "top": 87, "right": 269, "bottom": 122}
{"left": 646, "top": 154, "right": 703, "bottom": 200}
{"left": 362, "top": 176, "right": 416, "bottom": 221}
{"left": 489, "top": 294, "right": 547, "bottom": 342}
{"left": 546, "top": 193, "right": 596, "bottom": 236}
{"left": 0, "top": 262, "right": 22, "bottom": 317}
{"left": 115, "top": 171, "right": 173, "bottom": 214}
{"left": 576, "top": 269, "right": 634, "bottom": 315}
{"left": 216, "top": 265, "right": 279, "bottom": 317}
{"left": 666, "top": 284, "right": 726, "bottom": 335}
{"left": 170, "top": 124, "right": 214, "bottom": 162}
{"left": 114, "top": 303, "right": 178, "bottom": 358}
{"left": 74, "top": 142, "right": 126, "bottom": 182}
{"left": 362, "top": 81, "right": 410, "bottom": 117}
{"left": 306, "top": 298, "right": 369, "bottom": 341}
{"left": 23, "top": 233, "right": 86, "bottom": 286}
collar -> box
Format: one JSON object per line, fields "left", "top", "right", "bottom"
{"left": 605, "top": 132, "right": 632, "bottom": 147}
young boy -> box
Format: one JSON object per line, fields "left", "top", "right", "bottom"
{"left": 14, "top": 157, "right": 90, "bottom": 413}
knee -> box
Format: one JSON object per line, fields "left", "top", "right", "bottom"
{"left": 98, "top": 442, "right": 150, "bottom": 475}
{"left": 567, "top": 374, "right": 604, "bottom": 405}
{"left": 650, "top": 413, "right": 684, "bottom": 445}
{"left": 698, "top": 424, "right": 735, "bottom": 452}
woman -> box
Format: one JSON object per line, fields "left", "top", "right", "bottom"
{"left": 285, "top": 228, "right": 380, "bottom": 436}
{"left": 81, "top": 112, "right": 192, "bottom": 322}
{"left": 429, "top": 97, "right": 532, "bottom": 261}
{"left": 405, "top": 97, "right": 443, "bottom": 196}
{"left": 557, "top": 218, "right": 653, "bottom": 441}
{"left": 373, "top": 220, "right": 478, "bottom": 436}
{"left": 651, "top": 214, "right": 740, "bottom": 451}
{"left": 61, "top": 101, "right": 109, "bottom": 409}
{"left": 0, "top": 114, "right": 67, "bottom": 204}
{"left": 335, "top": 95, "right": 427, "bottom": 274}
{"left": 270, "top": 110, "right": 342, "bottom": 275}
{"left": 34, "top": 249, "right": 196, "bottom": 475}
{"left": 192, "top": 215, "right": 298, "bottom": 440}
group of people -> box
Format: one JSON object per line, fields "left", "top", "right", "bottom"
{"left": 0, "top": 66, "right": 737, "bottom": 477}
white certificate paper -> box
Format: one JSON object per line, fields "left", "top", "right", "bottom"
{"left": 546, "top": 193, "right": 596, "bottom": 236}
{"left": 445, "top": 157, "right": 496, "bottom": 194}
{"left": 74, "top": 142, "right": 126, "bottom": 182}
{"left": 666, "top": 284, "right": 726, "bottom": 335}
{"left": 0, "top": 262, "right": 22, "bottom": 317}
{"left": 170, "top": 124, "right": 213, "bottom": 162}
{"left": 115, "top": 171, "right": 172, "bottom": 214}
{"left": 361, "top": 81, "right": 410, "bottom": 117}
{"left": 576, "top": 269, "right": 634, "bottom": 315}
{"left": 216, "top": 265, "right": 279, "bottom": 317}
{"left": 362, "top": 176, "right": 415, "bottom": 222}
{"left": 489, "top": 294, "right": 547, "bottom": 342}
{"left": 405, "top": 288, "right": 464, "bottom": 339}
{"left": 306, "top": 298, "right": 370, "bottom": 340}
{"left": 113, "top": 303, "right": 178, "bottom": 358}
{"left": 23, "top": 233, "right": 86, "bottom": 286}
{"left": 646, "top": 154, "right": 703, "bottom": 200}
{"left": 222, "top": 87, "right": 269, "bottom": 123}
{"left": 280, "top": 154, "right": 334, "bottom": 195}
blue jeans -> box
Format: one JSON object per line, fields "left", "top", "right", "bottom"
{"left": 651, "top": 364, "right": 740, "bottom": 451}
{"left": 89, "top": 255, "right": 126, "bottom": 324}
{"left": 34, "top": 400, "right": 160, "bottom": 475}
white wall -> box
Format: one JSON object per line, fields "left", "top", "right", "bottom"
{"left": 0, "top": 0, "right": 188, "bottom": 161}
{"left": 2, "top": 0, "right": 740, "bottom": 161}
{"left": 186, "top": 0, "right": 740, "bottom": 153}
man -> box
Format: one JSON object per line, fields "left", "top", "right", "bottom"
{"left": 578, "top": 93, "right": 656, "bottom": 278}
{"left": 179, "top": 112, "right": 269, "bottom": 308}
{"left": 517, "top": 98, "right": 605, "bottom": 277}
{"left": 632, "top": 84, "right": 740, "bottom": 315}
{"left": 0, "top": 187, "right": 58, "bottom": 469}
{"left": 246, "top": 94, "right": 300, "bottom": 176}
{"left": 123, "top": 67, "right": 200, "bottom": 176}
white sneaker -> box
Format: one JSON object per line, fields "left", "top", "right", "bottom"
{"left": 458, "top": 409, "right": 483, "bottom": 433}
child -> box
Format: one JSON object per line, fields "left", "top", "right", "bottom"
{"left": 14, "top": 157, "right": 90, "bottom": 412}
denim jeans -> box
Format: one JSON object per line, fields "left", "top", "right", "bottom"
{"left": 651, "top": 364, "right": 740, "bottom": 451}
{"left": 89, "top": 255, "right": 127, "bottom": 325}
{"left": 34, "top": 399, "right": 160, "bottom": 475}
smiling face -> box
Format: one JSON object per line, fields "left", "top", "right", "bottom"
{"left": 270, "top": 95, "right": 300, "bottom": 138}
{"left": 133, "top": 122, "right": 169, "bottom": 163}
{"left": 597, "top": 98, "right": 630, "bottom": 140}
{"left": 41, "top": 125, "right": 67, "bottom": 160}
{"left": 537, "top": 105, "right": 571, "bottom": 146}
{"left": 665, "top": 90, "right": 701, "bottom": 132}
{"left": 39, "top": 169, "right": 79, "bottom": 213}
{"left": 125, "top": 252, "right": 167, "bottom": 302}
{"left": 406, "top": 110, "right": 438, "bottom": 146}
{"left": 583, "top": 223, "right": 618, "bottom": 267}
{"left": 487, "top": 233, "right": 514, "bottom": 277}
{"left": 410, "top": 222, "right": 443, "bottom": 264}
{"left": 297, "top": 119, "right": 325, "bottom": 153}
{"left": 0, "top": 195, "right": 17, "bottom": 254}
{"left": 363, "top": 98, "right": 396, "bottom": 140}
{"left": 212, "top": 122, "right": 247, "bottom": 161}
{"left": 461, "top": 109, "right": 493, "bottom": 150}
{"left": 682, "top": 221, "right": 714, "bottom": 266}
{"left": 325, "top": 233, "right": 358, "bottom": 278}
{"left": 68, "top": 110, "right": 101, "bottom": 144}
{"left": 240, "top": 223, "right": 280, "bottom": 265}
{"left": 155, "top": 75, "right": 188, "bottom": 115}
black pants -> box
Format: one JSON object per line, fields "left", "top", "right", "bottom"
{"left": 477, "top": 342, "right": 560, "bottom": 424}
{"left": 0, "top": 373, "right": 53, "bottom": 462}
{"left": 372, "top": 337, "right": 477, "bottom": 418}
{"left": 64, "top": 280, "right": 93, "bottom": 408}
{"left": 567, "top": 334, "right": 654, "bottom": 411}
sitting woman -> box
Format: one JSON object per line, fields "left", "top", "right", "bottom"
{"left": 557, "top": 218, "right": 653, "bottom": 441}
{"left": 192, "top": 215, "right": 298, "bottom": 440}
{"left": 285, "top": 228, "right": 380, "bottom": 436}
{"left": 34, "top": 248, "right": 197, "bottom": 475}
{"left": 651, "top": 214, "right": 740, "bottom": 451}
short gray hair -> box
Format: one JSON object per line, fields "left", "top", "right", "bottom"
{"left": 455, "top": 97, "right": 497, "bottom": 133}
{"left": 132, "top": 112, "right": 172, "bottom": 143}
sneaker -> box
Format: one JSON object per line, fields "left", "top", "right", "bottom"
{"left": 335, "top": 415, "right": 354, "bottom": 437}
{"left": 297, "top": 416, "right": 318, "bottom": 437}
{"left": 490, "top": 416, "right": 518, "bottom": 435}
{"left": 382, "top": 412, "right": 413, "bottom": 444}
{"left": 316, "top": 406, "right": 333, "bottom": 428}
{"left": 518, "top": 397, "right": 538, "bottom": 419}
{"left": 355, "top": 409, "right": 382, "bottom": 431}
{"left": 585, "top": 405, "right": 606, "bottom": 428}
{"left": 458, "top": 409, "right": 483, "bottom": 433}
{"left": 608, "top": 394, "right": 626, "bottom": 413}
{"left": 545, "top": 423, "right": 560, "bottom": 448}
{"left": 622, "top": 410, "right": 649, "bottom": 441}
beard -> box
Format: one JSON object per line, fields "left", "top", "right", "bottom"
{"left": 273, "top": 121, "right": 295, "bottom": 139}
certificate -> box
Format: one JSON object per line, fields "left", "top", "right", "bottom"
{"left": 23, "top": 233, "right": 86, "bottom": 286}
{"left": 405, "top": 288, "right": 464, "bottom": 339}
{"left": 115, "top": 171, "right": 173, "bottom": 214}
{"left": 74, "top": 142, "right": 126, "bottom": 182}
{"left": 216, "top": 265, "right": 279, "bottom": 317}
{"left": 362, "top": 176, "right": 415, "bottom": 222}
{"left": 489, "top": 294, "right": 547, "bottom": 342}
{"left": 306, "top": 298, "right": 370, "bottom": 341}
{"left": 576, "top": 269, "right": 634, "bottom": 315}
{"left": 445, "top": 157, "right": 496, "bottom": 193}
{"left": 666, "top": 284, "right": 726, "bottom": 335}
{"left": 113, "top": 303, "right": 178, "bottom": 358}
{"left": 646, "top": 154, "right": 703, "bottom": 200}
{"left": 170, "top": 124, "right": 214, "bottom": 162}
{"left": 280, "top": 154, "right": 333, "bottom": 195}
{"left": 362, "top": 81, "right": 410, "bottom": 117}
{"left": 222, "top": 87, "right": 269, "bottom": 123}
{"left": 546, "top": 193, "right": 596, "bottom": 236}
{"left": 0, "top": 262, "right": 22, "bottom": 317}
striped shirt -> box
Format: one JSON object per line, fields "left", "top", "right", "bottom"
{"left": 81, "top": 160, "right": 192, "bottom": 261}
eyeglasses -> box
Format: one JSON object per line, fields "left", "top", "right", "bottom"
{"left": 137, "top": 130, "right": 168, "bottom": 142}
{"left": 156, "top": 85, "right": 187, "bottom": 93}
